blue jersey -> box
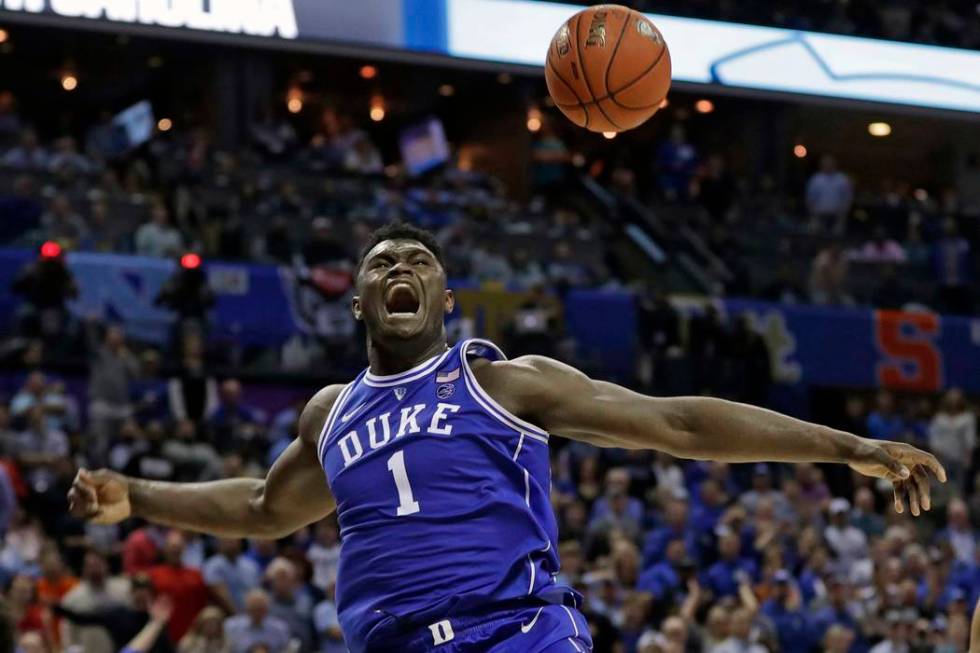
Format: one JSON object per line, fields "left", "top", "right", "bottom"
{"left": 318, "top": 339, "right": 577, "bottom": 652}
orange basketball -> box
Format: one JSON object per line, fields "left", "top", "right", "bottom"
{"left": 545, "top": 4, "right": 671, "bottom": 133}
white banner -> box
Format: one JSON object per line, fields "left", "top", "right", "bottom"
{"left": 447, "top": 0, "right": 980, "bottom": 114}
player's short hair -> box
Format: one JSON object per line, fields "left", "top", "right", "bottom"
{"left": 355, "top": 221, "right": 446, "bottom": 276}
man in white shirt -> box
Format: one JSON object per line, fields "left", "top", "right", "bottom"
{"left": 60, "top": 550, "right": 131, "bottom": 653}
{"left": 870, "top": 611, "right": 912, "bottom": 653}
{"left": 929, "top": 388, "right": 976, "bottom": 489}
{"left": 806, "top": 155, "right": 853, "bottom": 235}
{"left": 712, "top": 607, "right": 767, "bottom": 653}
{"left": 824, "top": 498, "right": 869, "bottom": 575}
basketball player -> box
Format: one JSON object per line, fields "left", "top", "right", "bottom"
{"left": 69, "top": 223, "right": 945, "bottom": 653}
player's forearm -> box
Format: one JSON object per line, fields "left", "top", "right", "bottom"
{"left": 650, "top": 396, "right": 863, "bottom": 464}
{"left": 128, "top": 477, "right": 280, "bottom": 538}
{"left": 970, "top": 598, "right": 980, "bottom": 653}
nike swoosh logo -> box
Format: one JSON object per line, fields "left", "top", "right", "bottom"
{"left": 520, "top": 607, "right": 543, "bottom": 634}
{"left": 340, "top": 404, "right": 366, "bottom": 423}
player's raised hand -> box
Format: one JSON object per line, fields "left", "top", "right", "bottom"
{"left": 68, "top": 468, "right": 132, "bottom": 524}
{"left": 847, "top": 439, "right": 946, "bottom": 516}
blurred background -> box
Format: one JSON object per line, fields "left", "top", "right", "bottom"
{"left": 0, "top": 0, "right": 977, "bottom": 652}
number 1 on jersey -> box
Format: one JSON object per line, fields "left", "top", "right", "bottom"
{"left": 386, "top": 450, "right": 420, "bottom": 516}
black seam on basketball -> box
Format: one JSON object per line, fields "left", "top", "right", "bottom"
{"left": 608, "top": 89, "right": 670, "bottom": 111}
{"left": 547, "top": 54, "right": 590, "bottom": 128}
{"left": 575, "top": 12, "right": 622, "bottom": 131}
{"left": 603, "top": 11, "right": 630, "bottom": 104}
{"left": 567, "top": 43, "right": 668, "bottom": 107}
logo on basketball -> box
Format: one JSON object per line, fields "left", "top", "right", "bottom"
{"left": 555, "top": 24, "right": 571, "bottom": 57}
{"left": 437, "top": 384, "right": 455, "bottom": 399}
{"left": 636, "top": 19, "right": 661, "bottom": 43}
{"left": 586, "top": 11, "right": 608, "bottom": 47}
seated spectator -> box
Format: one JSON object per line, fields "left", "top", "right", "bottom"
{"left": 851, "top": 487, "right": 885, "bottom": 538}
{"left": 177, "top": 605, "right": 226, "bottom": 653}
{"left": 932, "top": 217, "right": 973, "bottom": 315}
{"left": 47, "top": 136, "right": 93, "bottom": 176}
{"left": 762, "top": 571, "right": 818, "bottom": 653}
{"left": 119, "top": 596, "right": 173, "bottom": 653}
{"left": 849, "top": 227, "right": 907, "bottom": 263}
{"left": 60, "top": 549, "right": 132, "bottom": 653}
{"left": 810, "top": 243, "right": 852, "bottom": 306}
{"left": 822, "top": 625, "right": 857, "bottom": 653}
{"left": 307, "top": 519, "right": 340, "bottom": 593}
{"left": 11, "top": 405, "right": 68, "bottom": 493}
{"left": 148, "top": 531, "right": 208, "bottom": 643}
{"left": 342, "top": 133, "right": 383, "bottom": 175}
{"left": 655, "top": 124, "right": 698, "bottom": 202}
{"left": 866, "top": 391, "right": 904, "bottom": 442}
{"left": 161, "top": 420, "right": 222, "bottom": 482}
{"left": 870, "top": 611, "right": 914, "bottom": 653}
{"left": 313, "top": 583, "right": 345, "bottom": 653}
{"left": 264, "top": 557, "right": 313, "bottom": 651}
{"left": 702, "top": 527, "right": 758, "bottom": 598}
{"left": 301, "top": 217, "right": 350, "bottom": 267}
{"left": 643, "top": 496, "right": 697, "bottom": 568}
{"left": 547, "top": 241, "right": 592, "bottom": 290}
{"left": 825, "top": 499, "right": 869, "bottom": 576}
{"left": 206, "top": 379, "right": 265, "bottom": 454}
{"left": 928, "top": 388, "right": 976, "bottom": 490}
{"left": 40, "top": 194, "right": 90, "bottom": 247}
{"left": 739, "top": 464, "right": 792, "bottom": 521}
{"left": 0, "top": 175, "right": 42, "bottom": 244}
{"left": 223, "top": 589, "right": 290, "bottom": 653}
{"left": 2, "top": 129, "right": 48, "bottom": 171}
{"left": 935, "top": 499, "right": 977, "bottom": 565}
{"left": 712, "top": 607, "right": 766, "bottom": 653}
{"left": 136, "top": 203, "right": 185, "bottom": 259}
{"left": 637, "top": 538, "right": 690, "bottom": 600}
{"left": 203, "top": 538, "right": 260, "bottom": 615}
{"left": 7, "top": 574, "right": 44, "bottom": 638}
{"left": 55, "top": 573, "right": 173, "bottom": 653}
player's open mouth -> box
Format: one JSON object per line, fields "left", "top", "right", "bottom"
{"left": 384, "top": 282, "right": 421, "bottom": 317}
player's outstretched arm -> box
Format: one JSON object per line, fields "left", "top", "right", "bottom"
{"left": 477, "top": 356, "right": 945, "bottom": 516}
{"left": 67, "top": 385, "right": 342, "bottom": 539}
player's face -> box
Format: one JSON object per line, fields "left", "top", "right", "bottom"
{"left": 353, "top": 239, "right": 454, "bottom": 342}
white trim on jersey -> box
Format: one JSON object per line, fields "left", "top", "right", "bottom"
{"left": 561, "top": 606, "right": 580, "bottom": 639}
{"left": 458, "top": 339, "right": 549, "bottom": 442}
{"left": 363, "top": 349, "right": 453, "bottom": 387}
{"left": 317, "top": 382, "right": 356, "bottom": 462}
{"left": 512, "top": 433, "right": 525, "bottom": 461}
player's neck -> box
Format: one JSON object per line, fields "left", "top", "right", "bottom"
{"left": 366, "top": 335, "right": 449, "bottom": 377}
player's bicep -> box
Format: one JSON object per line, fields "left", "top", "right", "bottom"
{"left": 511, "top": 356, "right": 687, "bottom": 451}
{"left": 251, "top": 385, "right": 342, "bottom": 535}
{"left": 257, "top": 436, "right": 335, "bottom": 531}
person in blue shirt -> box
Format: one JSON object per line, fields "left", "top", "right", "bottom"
{"left": 703, "top": 526, "right": 758, "bottom": 598}
{"left": 866, "top": 390, "right": 905, "bottom": 442}
{"left": 637, "top": 538, "right": 691, "bottom": 600}
{"left": 812, "top": 575, "right": 868, "bottom": 653}
{"left": 762, "top": 571, "right": 818, "bottom": 653}
{"left": 643, "top": 495, "right": 699, "bottom": 568}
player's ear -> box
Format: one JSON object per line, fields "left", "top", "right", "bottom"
{"left": 351, "top": 295, "right": 362, "bottom": 321}
{"left": 444, "top": 289, "right": 455, "bottom": 315}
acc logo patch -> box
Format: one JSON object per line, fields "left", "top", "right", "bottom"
{"left": 636, "top": 18, "right": 661, "bottom": 43}
{"left": 437, "top": 384, "right": 455, "bottom": 399}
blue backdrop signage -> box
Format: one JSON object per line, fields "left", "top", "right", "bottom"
{"left": 0, "top": 250, "right": 977, "bottom": 390}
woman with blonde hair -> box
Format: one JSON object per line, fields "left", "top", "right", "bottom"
{"left": 177, "top": 605, "right": 228, "bottom": 653}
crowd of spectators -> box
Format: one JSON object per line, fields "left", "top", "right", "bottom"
{"left": 0, "top": 330, "right": 976, "bottom": 653}
{"left": 541, "top": 0, "right": 980, "bottom": 49}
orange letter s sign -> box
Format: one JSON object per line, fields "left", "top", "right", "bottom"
{"left": 874, "top": 310, "right": 943, "bottom": 391}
